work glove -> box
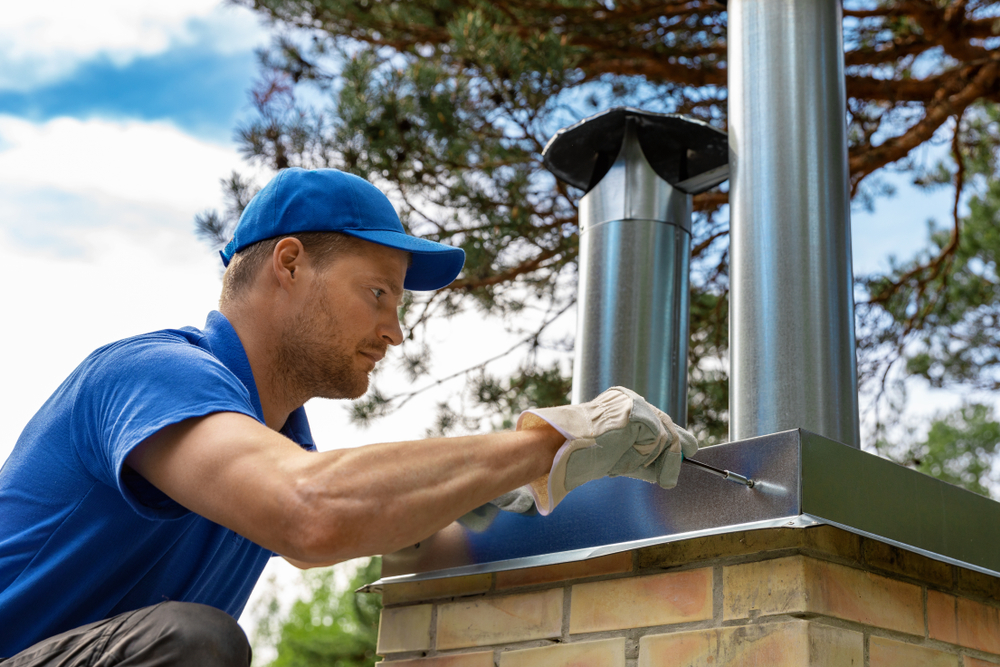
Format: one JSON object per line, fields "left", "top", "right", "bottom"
{"left": 516, "top": 386, "right": 698, "bottom": 515}
{"left": 458, "top": 487, "right": 537, "bottom": 532}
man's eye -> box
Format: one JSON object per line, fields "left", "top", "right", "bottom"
{"left": 370, "top": 288, "right": 385, "bottom": 299}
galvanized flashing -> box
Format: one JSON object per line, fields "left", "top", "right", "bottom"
{"left": 799, "top": 431, "right": 1000, "bottom": 576}
{"left": 376, "top": 430, "right": 1000, "bottom": 587}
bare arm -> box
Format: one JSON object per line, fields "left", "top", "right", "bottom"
{"left": 126, "top": 411, "right": 563, "bottom": 566}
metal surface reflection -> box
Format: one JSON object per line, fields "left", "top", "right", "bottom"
{"left": 575, "top": 212, "right": 691, "bottom": 421}
{"left": 381, "top": 431, "right": 801, "bottom": 579}
{"left": 727, "top": 0, "right": 860, "bottom": 447}
{"left": 542, "top": 108, "right": 728, "bottom": 423}
{"left": 378, "top": 431, "right": 1000, "bottom": 584}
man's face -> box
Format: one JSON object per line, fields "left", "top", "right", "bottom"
{"left": 278, "top": 240, "right": 407, "bottom": 401}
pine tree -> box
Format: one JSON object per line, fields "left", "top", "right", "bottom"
{"left": 197, "top": 0, "right": 1000, "bottom": 447}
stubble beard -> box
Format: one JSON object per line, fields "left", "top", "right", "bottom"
{"left": 275, "top": 285, "right": 374, "bottom": 402}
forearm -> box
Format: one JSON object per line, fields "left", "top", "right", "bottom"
{"left": 129, "top": 412, "right": 564, "bottom": 565}
{"left": 288, "top": 427, "right": 563, "bottom": 562}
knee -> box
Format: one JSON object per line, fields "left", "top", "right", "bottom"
{"left": 148, "top": 602, "right": 251, "bottom": 666}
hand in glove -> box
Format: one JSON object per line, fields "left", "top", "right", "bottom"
{"left": 516, "top": 386, "right": 698, "bottom": 515}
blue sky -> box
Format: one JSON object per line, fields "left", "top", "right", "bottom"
{"left": 0, "top": 3, "right": 274, "bottom": 463}
{"left": 0, "top": 44, "right": 257, "bottom": 141}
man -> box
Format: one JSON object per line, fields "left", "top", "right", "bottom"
{"left": 0, "top": 168, "right": 697, "bottom": 664}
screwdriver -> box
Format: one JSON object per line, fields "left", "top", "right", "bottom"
{"left": 682, "top": 457, "right": 755, "bottom": 488}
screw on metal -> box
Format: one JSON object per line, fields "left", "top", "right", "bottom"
{"left": 682, "top": 457, "right": 755, "bottom": 488}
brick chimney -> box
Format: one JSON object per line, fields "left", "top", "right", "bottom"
{"left": 374, "top": 526, "right": 1000, "bottom": 666}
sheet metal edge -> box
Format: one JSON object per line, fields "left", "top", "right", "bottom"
{"left": 800, "top": 430, "right": 1000, "bottom": 577}
{"left": 362, "top": 515, "right": 818, "bottom": 592}
{"left": 803, "top": 514, "right": 1000, "bottom": 580}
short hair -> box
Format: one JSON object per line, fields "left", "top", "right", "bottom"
{"left": 219, "top": 232, "right": 366, "bottom": 306}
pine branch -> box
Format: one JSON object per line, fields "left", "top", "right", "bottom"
{"left": 849, "top": 55, "right": 1000, "bottom": 189}
{"left": 374, "top": 298, "right": 575, "bottom": 412}
{"left": 448, "top": 245, "right": 564, "bottom": 290}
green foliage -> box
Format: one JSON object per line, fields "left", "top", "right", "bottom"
{"left": 686, "top": 252, "right": 729, "bottom": 447}
{"left": 473, "top": 363, "right": 573, "bottom": 432}
{"left": 882, "top": 404, "right": 1000, "bottom": 498}
{"left": 253, "top": 559, "right": 382, "bottom": 667}
{"left": 857, "top": 104, "right": 1000, "bottom": 441}
{"left": 197, "top": 1, "right": 1000, "bottom": 449}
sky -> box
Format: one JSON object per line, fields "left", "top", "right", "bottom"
{"left": 0, "top": 0, "right": 990, "bottom": 647}
{"left": 0, "top": 2, "right": 264, "bottom": 456}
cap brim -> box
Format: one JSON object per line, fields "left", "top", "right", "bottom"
{"left": 343, "top": 230, "right": 466, "bottom": 291}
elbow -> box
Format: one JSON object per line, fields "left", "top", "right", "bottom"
{"left": 282, "top": 554, "right": 345, "bottom": 570}
{"left": 276, "top": 478, "right": 366, "bottom": 564}
{"left": 283, "top": 521, "right": 350, "bottom": 564}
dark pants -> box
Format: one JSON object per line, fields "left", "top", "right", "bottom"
{"left": 2, "top": 602, "right": 252, "bottom": 666}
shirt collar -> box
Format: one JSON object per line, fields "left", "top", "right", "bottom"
{"left": 201, "top": 310, "right": 315, "bottom": 450}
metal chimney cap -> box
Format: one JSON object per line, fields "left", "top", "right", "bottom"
{"left": 542, "top": 107, "right": 729, "bottom": 195}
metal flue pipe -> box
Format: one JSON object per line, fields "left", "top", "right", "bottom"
{"left": 543, "top": 108, "right": 728, "bottom": 424}
{"left": 573, "top": 123, "right": 691, "bottom": 421}
{"left": 727, "top": 0, "right": 861, "bottom": 447}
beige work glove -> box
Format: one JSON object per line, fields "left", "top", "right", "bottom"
{"left": 516, "top": 386, "right": 698, "bottom": 515}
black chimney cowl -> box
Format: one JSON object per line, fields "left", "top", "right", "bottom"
{"left": 541, "top": 107, "right": 729, "bottom": 195}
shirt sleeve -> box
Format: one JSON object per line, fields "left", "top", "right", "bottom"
{"left": 73, "top": 332, "right": 261, "bottom": 520}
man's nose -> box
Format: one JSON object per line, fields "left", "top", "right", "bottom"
{"left": 379, "top": 310, "right": 404, "bottom": 346}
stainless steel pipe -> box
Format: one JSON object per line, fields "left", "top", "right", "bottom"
{"left": 543, "top": 108, "right": 729, "bottom": 425}
{"left": 727, "top": 0, "right": 861, "bottom": 447}
{"left": 573, "top": 121, "right": 692, "bottom": 421}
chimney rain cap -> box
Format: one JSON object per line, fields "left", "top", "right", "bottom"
{"left": 542, "top": 107, "right": 729, "bottom": 195}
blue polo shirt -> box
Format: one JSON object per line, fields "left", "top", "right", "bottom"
{"left": 0, "top": 311, "right": 314, "bottom": 656}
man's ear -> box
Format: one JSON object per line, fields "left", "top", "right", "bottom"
{"left": 272, "top": 237, "right": 308, "bottom": 291}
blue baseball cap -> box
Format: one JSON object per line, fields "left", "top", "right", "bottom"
{"left": 220, "top": 168, "right": 466, "bottom": 291}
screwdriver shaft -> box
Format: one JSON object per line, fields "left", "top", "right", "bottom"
{"left": 683, "top": 457, "right": 755, "bottom": 488}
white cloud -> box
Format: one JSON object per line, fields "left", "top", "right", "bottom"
{"left": 0, "top": 115, "right": 261, "bottom": 214}
{"left": 0, "top": 112, "right": 483, "bottom": 463}
{"left": 0, "top": 120, "right": 237, "bottom": 458}
{"left": 0, "top": 222, "right": 224, "bottom": 465}
{"left": 0, "top": 1, "right": 267, "bottom": 91}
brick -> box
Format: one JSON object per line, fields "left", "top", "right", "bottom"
{"left": 640, "top": 627, "right": 714, "bottom": 666}
{"left": 804, "top": 525, "right": 864, "bottom": 562}
{"left": 436, "top": 589, "right": 563, "bottom": 650}
{"left": 381, "top": 652, "right": 494, "bottom": 667}
{"left": 955, "top": 597, "right": 1000, "bottom": 654}
{"left": 928, "top": 591, "right": 959, "bottom": 644}
{"left": 378, "top": 605, "right": 433, "bottom": 654}
{"left": 383, "top": 574, "right": 493, "bottom": 605}
{"left": 964, "top": 658, "right": 1000, "bottom": 667}
{"left": 955, "top": 567, "right": 1000, "bottom": 602}
{"left": 569, "top": 568, "right": 712, "bottom": 634}
{"left": 638, "top": 619, "right": 862, "bottom": 667}
{"left": 496, "top": 553, "right": 632, "bottom": 589}
{"left": 862, "top": 540, "right": 953, "bottom": 589}
{"left": 499, "top": 638, "right": 625, "bottom": 667}
{"left": 636, "top": 525, "right": 860, "bottom": 569}
{"left": 723, "top": 555, "right": 924, "bottom": 635}
{"left": 930, "top": 590, "right": 1000, "bottom": 653}
{"left": 869, "top": 637, "right": 958, "bottom": 667}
